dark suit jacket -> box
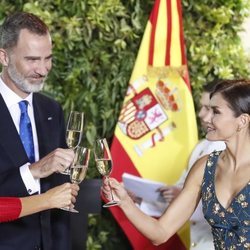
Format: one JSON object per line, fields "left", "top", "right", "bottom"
{"left": 0, "top": 93, "right": 71, "bottom": 250}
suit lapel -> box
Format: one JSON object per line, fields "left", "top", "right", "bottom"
{"left": 0, "top": 95, "right": 28, "bottom": 166}
{"left": 33, "top": 95, "right": 47, "bottom": 158}
{"left": 33, "top": 94, "right": 54, "bottom": 192}
{"left": 33, "top": 93, "right": 64, "bottom": 158}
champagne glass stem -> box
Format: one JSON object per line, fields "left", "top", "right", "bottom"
{"left": 107, "top": 177, "right": 115, "bottom": 201}
{"left": 102, "top": 176, "right": 118, "bottom": 208}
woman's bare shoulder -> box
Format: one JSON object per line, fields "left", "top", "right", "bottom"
{"left": 185, "top": 154, "right": 209, "bottom": 186}
{"left": 192, "top": 154, "right": 210, "bottom": 171}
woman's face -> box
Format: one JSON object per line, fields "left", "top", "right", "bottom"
{"left": 205, "top": 93, "right": 239, "bottom": 141}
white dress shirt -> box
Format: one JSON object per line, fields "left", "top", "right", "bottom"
{"left": 176, "top": 139, "right": 226, "bottom": 188}
{"left": 0, "top": 76, "right": 40, "bottom": 194}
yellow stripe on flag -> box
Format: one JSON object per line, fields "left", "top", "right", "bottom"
{"left": 170, "top": 0, "right": 182, "bottom": 66}
{"left": 153, "top": 0, "right": 167, "bottom": 67}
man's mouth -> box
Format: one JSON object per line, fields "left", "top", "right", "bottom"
{"left": 29, "top": 76, "right": 45, "bottom": 84}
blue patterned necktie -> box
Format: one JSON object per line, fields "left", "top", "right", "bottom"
{"left": 19, "top": 101, "right": 35, "bottom": 163}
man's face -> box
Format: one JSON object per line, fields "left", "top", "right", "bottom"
{"left": 198, "top": 91, "right": 210, "bottom": 131}
{"left": 6, "top": 28, "right": 52, "bottom": 95}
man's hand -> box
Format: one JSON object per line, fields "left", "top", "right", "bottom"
{"left": 29, "top": 148, "right": 74, "bottom": 178}
{"left": 158, "top": 186, "right": 181, "bottom": 203}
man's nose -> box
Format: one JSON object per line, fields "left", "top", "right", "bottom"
{"left": 198, "top": 109, "right": 203, "bottom": 119}
{"left": 35, "top": 61, "right": 51, "bottom": 76}
{"left": 203, "top": 109, "right": 212, "bottom": 123}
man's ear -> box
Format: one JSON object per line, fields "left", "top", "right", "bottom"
{"left": 0, "top": 48, "right": 9, "bottom": 66}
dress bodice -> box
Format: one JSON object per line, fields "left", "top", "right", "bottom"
{"left": 202, "top": 151, "right": 250, "bottom": 250}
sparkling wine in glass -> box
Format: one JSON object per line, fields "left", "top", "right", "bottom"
{"left": 61, "top": 146, "right": 90, "bottom": 213}
{"left": 94, "top": 138, "right": 118, "bottom": 207}
{"left": 62, "top": 111, "right": 84, "bottom": 175}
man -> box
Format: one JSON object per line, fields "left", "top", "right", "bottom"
{"left": 0, "top": 12, "right": 74, "bottom": 250}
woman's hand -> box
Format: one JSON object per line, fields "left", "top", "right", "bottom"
{"left": 45, "top": 183, "right": 79, "bottom": 209}
{"left": 102, "top": 177, "right": 131, "bottom": 206}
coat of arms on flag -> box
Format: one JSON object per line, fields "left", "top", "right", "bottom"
{"left": 118, "top": 79, "right": 180, "bottom": 157}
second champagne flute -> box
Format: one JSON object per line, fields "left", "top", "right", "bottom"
{"left": 63, "top": 111, "right": 84, "bottom": 175}
{"left": 61, "top": 146, "right": 90, "bottom": 213}
{"left": 94, "top": 138, "right": 118, "bottom": 207}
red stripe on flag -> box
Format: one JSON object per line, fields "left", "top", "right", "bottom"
{"left": 149, "top": 0, "right": 160, "bottom": 66}
{"left": 177, "top": 0, "right": 186, "bottom": 65}
{"left": 111, "top": 136, "right": 141, "bottom": 181}
{"left": 110, "top": 136, "right": 187, "bottom": 250}
{"left": 165, "top": 0, "right": 172, "bottom": 65}
{"left": 176, "top": 0, "right": 191, "bottom": 91}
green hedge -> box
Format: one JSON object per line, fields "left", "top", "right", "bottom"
{"left": 1, "top": 0, "right": 249, "bottom": 248}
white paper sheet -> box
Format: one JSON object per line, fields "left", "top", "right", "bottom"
{"left": 139, "top": 200, "right": 168, "bottom": 217}
{"left": 122, "top": 173, "right": 169, "bottom": 217}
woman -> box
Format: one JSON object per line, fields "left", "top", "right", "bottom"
{"left": 0, "top": 183, "right": 79, "bottom": 223}
{"left": 103, "top": 79, "right": 250, "bottom": 249}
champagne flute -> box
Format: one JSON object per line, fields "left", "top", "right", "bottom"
{"left": 94, "top": 138, "right": 118, "bottom": 207}
{"left": 61, "top": 146, "right": 90, "bottom": 213}
{"left": 62, "top": 111, "right": 84, "bottom": 175}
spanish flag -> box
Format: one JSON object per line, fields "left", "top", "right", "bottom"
{"left": 110, "top": 0, "right": 198, "bottom": 249}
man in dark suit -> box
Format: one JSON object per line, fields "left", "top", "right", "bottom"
{"left": 0, "top": 12, "right": 75, "bottom": 250}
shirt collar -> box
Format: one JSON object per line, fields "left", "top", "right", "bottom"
{"left": 0, "top": 75, "right": 33, "bottom": 108}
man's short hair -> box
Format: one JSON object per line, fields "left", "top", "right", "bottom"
{"left": 0, "top": 12, "right": 49, "bottom": 49}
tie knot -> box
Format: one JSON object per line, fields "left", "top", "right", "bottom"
{"left": 19, "top": 101, "right": 29, "bottom": 114}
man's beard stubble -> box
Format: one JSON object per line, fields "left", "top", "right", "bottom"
{"left": 7, "top": 62, "right": 45, "bottom": 94}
